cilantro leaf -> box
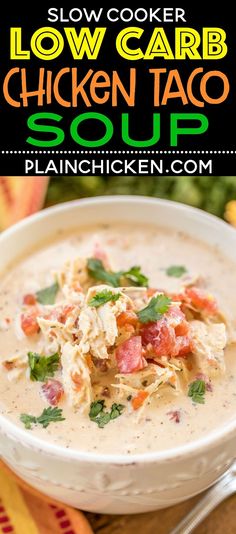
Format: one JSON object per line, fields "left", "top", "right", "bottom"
{"left": 87, "top": 259, "right": 149, "bottom": 289}
{"left": 87, "top": 258, "right": 121, "bottom": 288}
{"left": 36, "top": 282, "right": 59, "bottom": 305}
{"left": 89, "top": 400, "right": 125, "bottom": 428}
{"left": 28, "top": 352, "right": 60, "bottom": 382}
{"left": 123, "top": 266, "right": 149, "bottom": 287}
{"left": 94, "top": 412, "right": 111, "bottom": 429}
{"left": 20, "top": 414, "right": 37, "bottom": 430}
{"left": 166, "top": 266, "right": 188, "bottom": 278}
{"left": 36, "top": 407, "right": 65, "bottom": 428}
{"left": 110, "top": 404, "right": 125, "bottom": 420}
{"left": 89, "top": 400, "right": 105, "bottom": 418}
{"left": 188, "top": 380, "right": 206, "bottom": 404}
{"left": 20, "top": 407, "right": 65, "bottom": 430}
{"left": 88, "top": 290, "right": 121, "bottom": 308}
{"left": 137, "top": 295, "right": 172, "bottom": 324}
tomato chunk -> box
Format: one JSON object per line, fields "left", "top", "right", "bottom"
{"left": 117, "top": 311, "right": 138, "bottom": 328}
{"left": 141, "top": 321, "right": 176, "bottom": 357}
{"left": 141, "top": 306, "right": 192, "bottom": 359}
{"left": 116, "top": 336, "right": 146, "bottom": 374}
{"left": 186, "top": 287, "right": 218, "bottom": 315}
{"left": 42, "top": 380, "right": 64, "bottom": 406}
{"left": 21, "top": 311, "right": 40, "bottom": 336}
{"left": 23, "top": 294, "right": 36, "bottom": 306}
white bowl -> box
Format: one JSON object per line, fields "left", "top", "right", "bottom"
{"left": 0, "top": 196, "right": 236, "bottom": 515}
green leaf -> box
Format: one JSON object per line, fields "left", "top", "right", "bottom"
{"left": 88, "top": 290, "right": 121, "bottom": 308}
{"left": 123, "top": 266, "right": 149, "bottom": 287}
{"left": 95, "top": 412, "right": 111, "bottom": 429}
{"left": 20, "top": 414, "right": 37, "bottom": 430}
{"left": 110, "top": 404, "right": 125, "bottom": 420}
{"left": 166, "top": 266, "right": 188, "bottom": 278}
{"left": 28, "top": 352, "right": 60, "bottom": 382}
{"left": 87, "top": 259, "right": 149, "bottom": 289}
{"left": 36, "top": 407, "right": 65, "bottom": 428}
{"left": 36, "top": 282, "right": 59, "bottom": 305}
{"left": 89, "top": 400, "right": 125, "bottom": 428}
{"left": 20, "top": 407, "right": 65, "bottom": 430}
{"left": 137, "top": 295, "right": 172, "bottom": 324}
{"left": 89, "top": 400, "right": 105, "bottom": 419}
{"left": 188, "top": 380, "right": 206, "bottom": 404}
{"left": 87, "top": 259, "right": 121, "bottom": 288}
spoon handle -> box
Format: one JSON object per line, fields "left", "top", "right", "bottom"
{"left": 170, "top": 471, "right": 235, "bottom": 534}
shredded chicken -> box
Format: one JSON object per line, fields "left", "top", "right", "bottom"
{"left": 114, "top": 363, "right": 179, "bottom": 401}
{"left": 7, "top": 252, "right": 231, "bottom": 415}
{"left": 56, "top": 258, "right": 89, "bottom": 303}
{"left": 61, "top": 342, "right": 93, "bottom": 410}
{"left": 37, "top": 305, "right": 80, "bottom": 353}
{"left": 190, "top": 320, "right": 227, "bottom": 374}
{"left": 2, "top": 353, "right": 28, "bottom": 382}
{"left": 78, "top": 285, "right": 132, "bottom": 360}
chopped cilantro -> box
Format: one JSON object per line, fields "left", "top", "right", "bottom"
{"left": 28, "top": 352, "right": 60, "bottom": 382}
{"left": 36, "top": 282, "right": 59, "bottom": 305}
{"left": 166, "top": 266, "right": 188, "bottom": 278}
{"left": 20, "top": 407, "right": 65, "bottom": 430}
{"left": 87, "top": 258, "right": 121, "bottom": 287}
{"left": 188, "top": 380, "right": 206, "bottom": 404}
{"left": 88, "top": 290, "right": 121, "bottom": 308}
{"left": 122, "top": 266, "right": 149, "bottom": 287}
{"left": 89, "top": 400, "right": 125, "bottom": 428}
{"left": 137, "top": 295, "right": 171, "bottom": 324}
{"left": 87, "top": 258, "right": 149, "bottom": 288}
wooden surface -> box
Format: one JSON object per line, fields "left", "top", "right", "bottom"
{"left": 86, "top": 492, "right": 236, "bottom": 534}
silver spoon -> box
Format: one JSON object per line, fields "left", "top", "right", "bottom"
{"left": 170, "top": 462, "right": 236, "bottom": 534}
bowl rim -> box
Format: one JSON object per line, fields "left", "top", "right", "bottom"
{"left": 1, "top": 194, "right": 236, "bottom": 465}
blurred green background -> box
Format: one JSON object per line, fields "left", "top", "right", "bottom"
{"left": 46, "top": 176, "right": 236, "bottom": 219}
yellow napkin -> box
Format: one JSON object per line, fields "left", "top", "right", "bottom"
{"left": 0, "top": 461, "right": 93, "bottom": 534}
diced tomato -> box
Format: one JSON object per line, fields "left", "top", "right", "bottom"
{"left": 116, "top": 336, "right": 146, "bottom": 374}
{"left": 171, "top": 292, "right": 187, "bottom": 303}
{"left": 175, "top": 322, "right": 189, "bottom": 336}
{"left": 141, "top": 321, "right": 176, "bottom": 357}
{"left": 132, "top": 390, "right": 149, "bottom": 410}
{"left": 21, "top": 311, "right": 40, "bottom": 336}
{"left": 23, "top": 294, "right": 36, "bottom": 306}
{"left": 167, "top": 306, "right": 187, "bottom": 328}
{"left": 185, "top": 287, "right": 218, "bottom": 315}
{"left": 175, "top": 335, "right": 193, "bottom": 357}
{"left": 117, "top": 311, "right": 138, "bottom": 328}
{"left": 140, "top": 306, "right": 192, "bottom": 359}
{"left": 42, "top": 380, "right": 64, "bottom": 406}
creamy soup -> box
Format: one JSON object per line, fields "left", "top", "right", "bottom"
{"left": 0, "top": 223, "right": 236, "bottom": 455}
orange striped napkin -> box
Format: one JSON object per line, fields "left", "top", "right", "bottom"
{"left": 0, "top": 462, "right": 93, "bottom": 534}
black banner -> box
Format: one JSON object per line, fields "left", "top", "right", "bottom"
{"left": 0, "top": 7, "right": 235, "bottom": 175}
